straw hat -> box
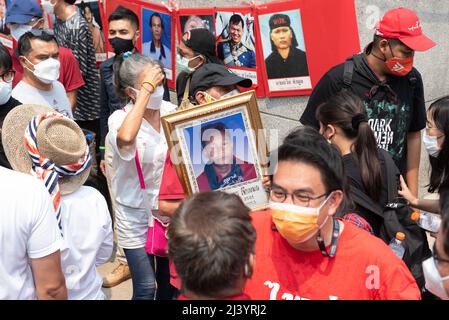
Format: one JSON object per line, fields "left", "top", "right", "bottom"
{"left": 1, "top": 104, "right": 91, "bottom": 195}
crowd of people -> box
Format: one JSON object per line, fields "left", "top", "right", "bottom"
{"left": 0, "top": 0, "right": 448, "bottom": 301}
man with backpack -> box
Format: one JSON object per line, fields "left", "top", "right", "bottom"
{"left": 300, "top": 7, "right": 436, "bottom": 200}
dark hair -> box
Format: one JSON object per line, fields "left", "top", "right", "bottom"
{"left": 438, "top": 188, "right": 449, "bottom": 256}
{"left": 18, "top": 31, "right": 57, "bottom": 57}
{"left": 167, "top": 192, "right": 256, "bottom": 297}
{"left": 369, "top": 35, "right": 404, "bottom": 54}
{"left": 0, "top": 42, "right": 12, "bottom": 72}
{"left": 229, "top": 14, "right": 244, "bottom": 29}
{"left": 108, "top": 5, "right": 139, "bottom": 30}
{"left": 200, "top": 122, "right": 229, "bottom": 149}
{"left": 270, "top": 26, "right": 298, "bottom": 52}
{"left": 150, "top": 12, "right": 163, "bottom": 29}
{"left": 64, "top": 0, "right": 77, "bottom": 4}
{"left": 316, "top": 90, "right": 382, "bottom": 202}
{"left": 80, "top": 1, "right": 91, "bottom": 13}
{"left": 149, "top": 13, "right": 165, "bottom": 59}
{"left": 427, "top": 96, "right": 449, "bottom": 193}
{"left": 280, "top": 126, "right": 353, "bottom": 215}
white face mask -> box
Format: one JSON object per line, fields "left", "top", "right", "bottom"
{"left": 0, "top": 81, "right": 12, "bottom": 105}
{"left": 41, "top": 0, "right": 56, "bottom": 15}
{"left": 423, "top": 257, "right": 449, "bottom": 300}
{"left": 176, "top": 54, "right": 200, "bottom": 74}
{"left": 131, "top": 85, "right": 164, "bottom": 110}
{"left": 10, "top": 24, "right": 32, "bottom": 42}
{"left": 423, "top": 131, "right": 441, "bottom": 157}
{"left": 24, "top": 57, "right": 60, "bottom": 84}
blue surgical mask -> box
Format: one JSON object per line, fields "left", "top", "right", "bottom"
{"left": 176, "top": 54, "right": 201, "bottom": 74}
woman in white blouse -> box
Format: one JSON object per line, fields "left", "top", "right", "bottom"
{"left": 107, "top": 53, "right": 176, "bottom": 300}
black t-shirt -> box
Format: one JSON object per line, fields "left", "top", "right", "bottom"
{"left": 343, "top": 149, "right": 396, "bottom": 236}
{"left": 300, "top": 46, "right": 426, "bottom": 175}
{"left": 265, "top": 47, "right": 309, "bottom": 79}
{"left": 0, "top": 97, "right": 21, "bottom": 169}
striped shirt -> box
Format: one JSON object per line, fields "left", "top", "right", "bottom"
{"left": 54, "top": 12, "right": 101, "bottom": 121}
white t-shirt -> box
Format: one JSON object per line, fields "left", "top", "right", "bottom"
{"left": 59, "top": 186, "right": 113, "bottom": 300}
{"left": 12, "top": 80, "right": 73, "bottom": 118}
{"left": 0, "top": 167, "right": 62, "bottom": 300}
{"left": 107, "top": 100, "right": 176, "bottom": 249}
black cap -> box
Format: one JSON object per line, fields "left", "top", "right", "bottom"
{"left": 190, "top": 64, "right": 253, "bottom": 98}
{"left": 269, "top": 14, "right": 291, "bottom": 31}
{"left": 182, "top": 28, "right": 217, "bottom": 61}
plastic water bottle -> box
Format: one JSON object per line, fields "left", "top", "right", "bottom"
{"left": 411, "top": 211, "right": 441, "bottom": 233}
{"left": 389, "top": 232, "right": 406, "bottom": 259}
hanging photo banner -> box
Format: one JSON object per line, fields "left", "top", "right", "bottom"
{"left": 0, "top": 0, "right": 13, "bottom": 49}
{"left": 138, "top": 1, "right": 176, "bottom": 88}
{"left": 76, "top": 0, "right": 107, "bottom": 64}
{"left": 255, "top": 0, "right": 360, "bottom": 97}
{"left": 215, "top": 6, "right": 265, "bottom": 98}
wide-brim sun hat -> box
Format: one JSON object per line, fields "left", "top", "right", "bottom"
{"left": 1, "top": 104, "right": 91, "bottom": 195}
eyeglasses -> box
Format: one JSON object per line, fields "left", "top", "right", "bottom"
{"left": 433, "top": 243, "right": 449, "bottom": 265}
{"left": 0, "top": 70, "right": 15, "bottom": 83}
{"left": 269, "top": 188, "right": 329, "bottom": 207}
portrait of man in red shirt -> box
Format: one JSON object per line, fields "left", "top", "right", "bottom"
{"left": 195, "top": 121, "right": 257, "bottom": 192}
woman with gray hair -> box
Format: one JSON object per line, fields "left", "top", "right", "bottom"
{"left": 107, "top": 52, "right": 176, "bottom": 300}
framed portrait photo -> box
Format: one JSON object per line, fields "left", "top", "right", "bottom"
{"left": 256, "top": 1, "right": 312, "bottom": 96}
{"left": 161, "top": 91, "right": 268, "bottom": 211}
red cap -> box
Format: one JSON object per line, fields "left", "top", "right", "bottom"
{"left": 375, "top": 7, "right": 436, "bottom": 51}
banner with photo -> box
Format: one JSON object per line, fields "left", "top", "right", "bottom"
{"left": 255, "top": 0, "right": 360, "bottom": 97}
{"left": 75, "top": 0, "right": 107, "bottom": 63}
{"left": 102, "top": 0, "right": 359, "bottom": 97}
{"left": 214, "top": 6, "right": 265, "bottom": 98}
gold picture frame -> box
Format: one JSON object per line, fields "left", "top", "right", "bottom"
{"left": 161, "top": 90, "right": 268, "bottom": 211}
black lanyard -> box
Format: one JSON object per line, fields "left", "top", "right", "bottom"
{"left": 316, "top": 218, "right": 340, "bottom": 258}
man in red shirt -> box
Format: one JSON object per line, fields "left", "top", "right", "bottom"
{"left": 167, "top": 191, "right": 255, "bottom": 300}
{"left": 6, "top": 0, "right": 84, "bottom": 111}
{"left": 197, "top": 122, "right": 257, "bottom": 191}
{"left": 244, "top": 129, "right": 421, "bottom": 300}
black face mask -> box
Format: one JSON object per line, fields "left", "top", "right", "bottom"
{"left": 109, "top": 37, "right": 134, "bottom": 55}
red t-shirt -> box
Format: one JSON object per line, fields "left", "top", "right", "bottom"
{"left": 196, "top": 160, "right": 257, "bottom": 191}
{"left": 159, "top": 151, "right": 185, "bottom": 288}
{"left": 244, "top": 210, "right": 421, "bottom": 300}
{"left": 11, "top": 46, "right": 85, "bottom": 92}
{"left": 178, "top": 293, "right": 251, "bottom": 300}
{"left": 159, "top": 151, "right": 185, "bottom": 200}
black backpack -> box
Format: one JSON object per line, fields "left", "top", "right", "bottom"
{"left": 349, "top": 151, "right": 431, "bottom": 289}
